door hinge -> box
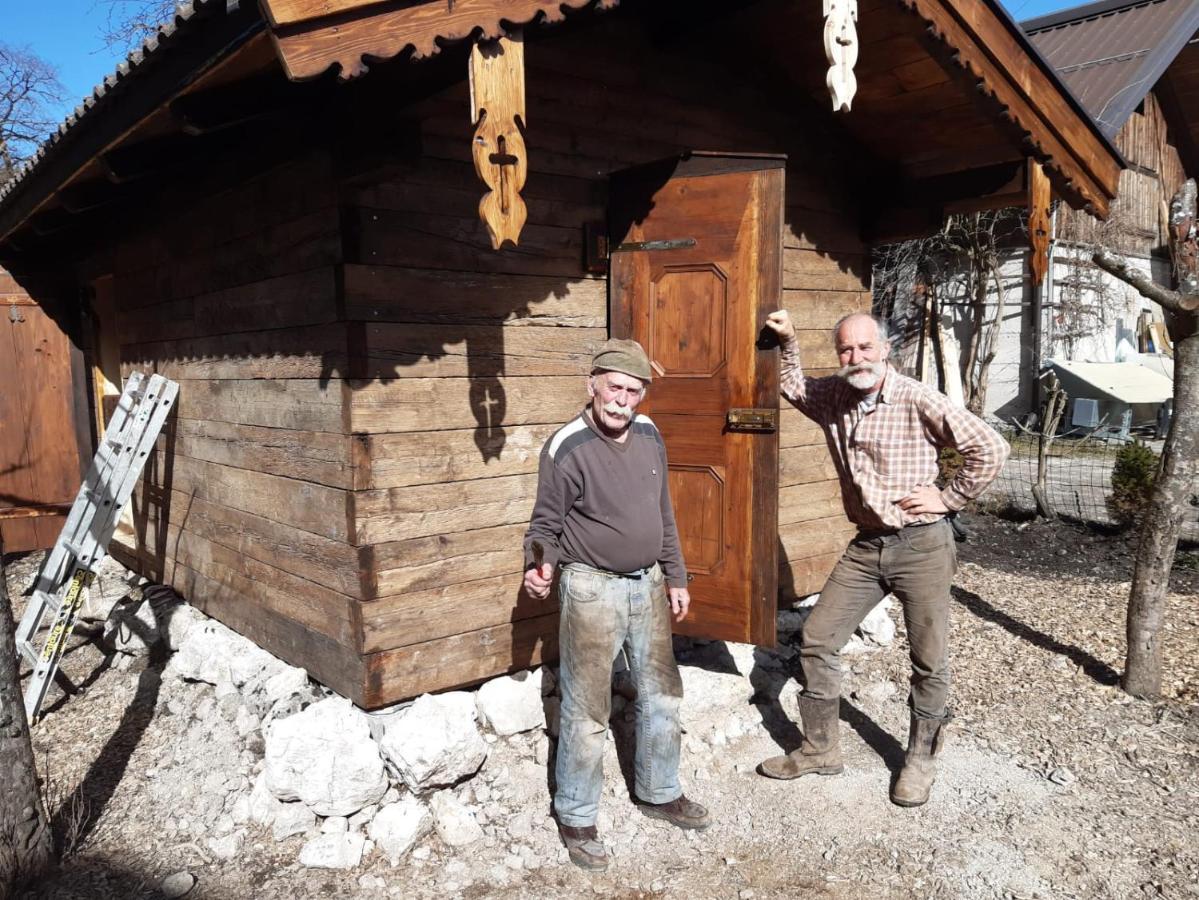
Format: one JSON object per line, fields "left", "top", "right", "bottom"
{"left": 610, "top": 238, "right": 696, "bottom": 253}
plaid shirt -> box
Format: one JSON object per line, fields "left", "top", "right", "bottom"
{"left": 780, "top": 339, "right": 1010, "bottom": 531}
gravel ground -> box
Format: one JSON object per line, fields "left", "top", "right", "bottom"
{"left": 5, "top": 512, "right": 1199, "bottom": 900}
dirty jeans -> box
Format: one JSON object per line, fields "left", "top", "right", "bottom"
{"left": 554, "top": 561, "right": 684, "bottom": 827}
{"left": 800, "top": 519, "right": 957, "bottom": 721}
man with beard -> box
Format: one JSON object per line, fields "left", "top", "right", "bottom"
{"left": 758, "top": 311, "right": 1008, "bottom": 807}
{"left": 523, "top": 338, "right": 709, "bottom": 871}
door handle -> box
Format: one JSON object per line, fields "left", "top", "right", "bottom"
{"left": 726, "top": 408, "right": 778, "bottom": 432}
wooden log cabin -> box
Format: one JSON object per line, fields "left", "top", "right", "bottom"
{"left": 0, "top": 0, "right": 1122, "bottom": 707}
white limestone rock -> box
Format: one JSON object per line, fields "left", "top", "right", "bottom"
{"left": 378, "top": 693, "right": 488, "bottom": 793}
{"left": 476, "top": 670, "right": 545, "bottom": 736}
{"left": 368, "top": 796, "right": 431, "bottom": 863}
{"left": 272, "top": 803, "right": 315, "bottom": 842}
{"left": 430, "top": 793, "right": 484, "bottom": 848}
{"left": 298, "top": 832, "right": 366, "bottom": 869}
{"left": 167, "top": 617, "right": 293, "bottom": 700}
{"left": 248, "top": 772, "right": 284, "bottom": 826}
{"left": 206, "top": 829, "right": 246, "bottom": 861}
{"left": 857, "top": 596, "right": 897, "bottom": 646}
{"left": 265, "top": 697, "right": 389, "bottom": 816}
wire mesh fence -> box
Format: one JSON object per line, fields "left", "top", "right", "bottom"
{"left": 986, "top": 427, "right": 1199, "bottom": 541}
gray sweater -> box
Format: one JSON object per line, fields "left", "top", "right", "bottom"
{"left": 523, "top": 409, "right": 688, "bottom": 588}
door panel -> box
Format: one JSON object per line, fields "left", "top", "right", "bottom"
{"left": 0, "top": 292, "right": 84, "bottom": 553}
{"left": 610, "top": 154, "right": 783, "bottom": 647}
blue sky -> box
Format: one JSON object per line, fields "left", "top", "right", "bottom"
{"left": 5, "top": 0, "right": 1085, "bottom": 126}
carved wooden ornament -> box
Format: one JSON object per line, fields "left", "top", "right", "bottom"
{"left": 1028, "top": 158, "right": 1052, "bottom": 287}
{"left": 470, "top": 32, "right": 528, "bottom": 250}
{"left": 824, "top": 0, "right": 859, "bottom": 113}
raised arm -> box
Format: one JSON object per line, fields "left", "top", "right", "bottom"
{"left": 764, "top": 310, "right": 838, "bottom": 419}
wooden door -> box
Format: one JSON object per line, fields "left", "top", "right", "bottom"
{"left": 609, "top": 153, "right": 782, "bottom": 647}
{"left": 0, "top": 280, "right": 85, "bottom": 553}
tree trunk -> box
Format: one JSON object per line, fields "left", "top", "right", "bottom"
{"left": 1032, "top": 373, "right": 1067, "bottom": 520}
{"left": 0, "top": 541, "right": 54, "bottom": 898}
{"left": 963, "top": 255, "right": 987, "bottom": 414}
{"left": 1092, "top": 177, "right": 1199, "bottom": 699}
{"left": 1123, "top": 328, "right": 1198, "bottom": 697}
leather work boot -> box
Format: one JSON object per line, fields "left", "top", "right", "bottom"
{"left": 557, "top": 822, "right": 609, "bottom": 870}
{"left": 891, "top": 712, "right": 948, "bottom": 807}
{"left": 638, "top": 794, "right": 711, "bottom": 830}
{"left": 758, "top": 696, "right": 844, "bottom": 780}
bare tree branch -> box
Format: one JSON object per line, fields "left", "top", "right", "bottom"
{"left": 0, "top": 44, "right": 64, "bottom": 185}
{"left": 1091, "top": 248, "right": 1193, "bottom": 313}
{"left": 99, "top": 1, "right": 178, "bottom": 53}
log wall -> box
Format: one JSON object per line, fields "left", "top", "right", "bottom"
{"left": 104, "top": 151, "right": 370, "bottom": 698}
{"left": 342, "top": 24, "right": 865, "bottom": 704}
{"left": 101, "top": 17, "right": 868, "bottom": 707}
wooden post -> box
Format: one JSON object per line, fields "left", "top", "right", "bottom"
{"left": 469, "top": 31, "right": 528, "bottom": 250}
{"left": 1028, "top": 158, "right": 1051, "bottom": 288}
{"left": 823, "top": 0, "right": 859, "bottom": 113}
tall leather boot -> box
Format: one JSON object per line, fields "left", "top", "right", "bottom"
{"left": 890, "top": 711, "right": 947, "bottom": 807}
{"left": 758, "top": 696, "right": 844, "bottom": 780}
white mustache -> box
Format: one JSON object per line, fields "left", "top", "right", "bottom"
{"left": 837, "top": 361, "right": 885, "bottom": 381}
{"left": 602, "top": 402, "right": 632, "bottom": 420}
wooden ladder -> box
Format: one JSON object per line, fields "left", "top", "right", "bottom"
{"left": 14, "top": 372, "right": 178, "bottom": 723}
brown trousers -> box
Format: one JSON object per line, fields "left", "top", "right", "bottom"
{"left": 800, "top": 519, "right": 957, "bottom": 720}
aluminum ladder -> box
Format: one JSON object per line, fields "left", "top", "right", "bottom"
{"left": 14, "top": 372, "right": 178, "bottom": 722}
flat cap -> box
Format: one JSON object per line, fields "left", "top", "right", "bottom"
{"left": 591, "top": 338, "right": 652, "bottom": 383}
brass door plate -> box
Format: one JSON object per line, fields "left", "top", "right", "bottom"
{"left": 726, "top": 408, "right": 778, "bottom": 432}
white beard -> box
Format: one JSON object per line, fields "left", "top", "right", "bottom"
{"left": 838, "top": 361, "right": 886, "bottom": 391}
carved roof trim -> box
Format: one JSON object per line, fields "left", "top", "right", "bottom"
{"left": 262, "top": 0, "right": 620, "bottom": 81}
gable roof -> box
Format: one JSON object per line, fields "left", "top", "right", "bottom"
{"left": 0, "top": 0, "right": 1126, "bottom": 260}
{"left": 1023, "top": 0, "right": 1199, "bottom": 137}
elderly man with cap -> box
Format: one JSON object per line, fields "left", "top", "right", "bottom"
{"left": 758, "top": 310, "right": 1009, "bottom": 807}
{"left": 523, "top": 337, "right": 709, "bottom": 871}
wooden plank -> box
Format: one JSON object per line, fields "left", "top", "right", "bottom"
{"left": 362, "top": 571, "right": 555, "bottom": 653}
{"left": 782, "top": 290, "right": 869, "bottom": 330}
{"left": 779, "top": 447, "right": 839, "bottom": 486}
{"left": 782, "top": 249, "right": 871, "bottom": 292}
{"left": 363, "top": 424, "right": 555, "bottom": 490}
{"left": 123, "top": 486, "right": 365, "bottom": 596}
{"left": 159, "top": 419, "right": 357, "bottom": 490}
{"left": 780, "top": 516, "right": 856, "bottom": 562}
{"left": 779, "top": 406, "right": 830, "bottom": 449}
{"left": 351, "top": 207, "right": 589, "bottom": 279}
{"left": 161, "top": 525, "right": 357, "bottom": 647}
{"left": 342, "top": 264, "right": 605, "bottom": 327}
{"left": 116, "top": 211, "right": 341, "bottom": 313}
{"left": 779, "top": 480, "right": 844, "bottom": 526}
{"left": 118, "top": 267, "right": 339, "bottom": 345}
{"left": 362, "top": 613, "right": 558, "bottom": 707}
{"left": 359, "top": 324, "right": 604, "bottom": 380}
{"left": 350, "top": 376, "right": 582, "bottom": 433}
{"left": 162, "top": 561, "right": 366, "bottom": 703}
{"left": 372, "top": 522, "right": 528, "bottom": 594}
{"left": 781, "top": 551, "right": 845, "bottom": 600}
{"left": 176, "top": 378, "right": 346, "bottom": 433}
{"left": 124, "top": 321, "right": 348, "bottom": 380}
{"left": 355, "top": 473, "right": 538, "bottom": 545}
{"left": 140, "top": 453, "right": 353, "bottom": 542}
{"left": 113, "top": 152, "right": 338, "bottom": 275}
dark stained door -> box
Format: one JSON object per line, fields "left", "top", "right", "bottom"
{"left": 609, "top": 153, "right": 782, "bottom": 647}
{"left": 0, "top": 279, "right": 84, "bottom": 553}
